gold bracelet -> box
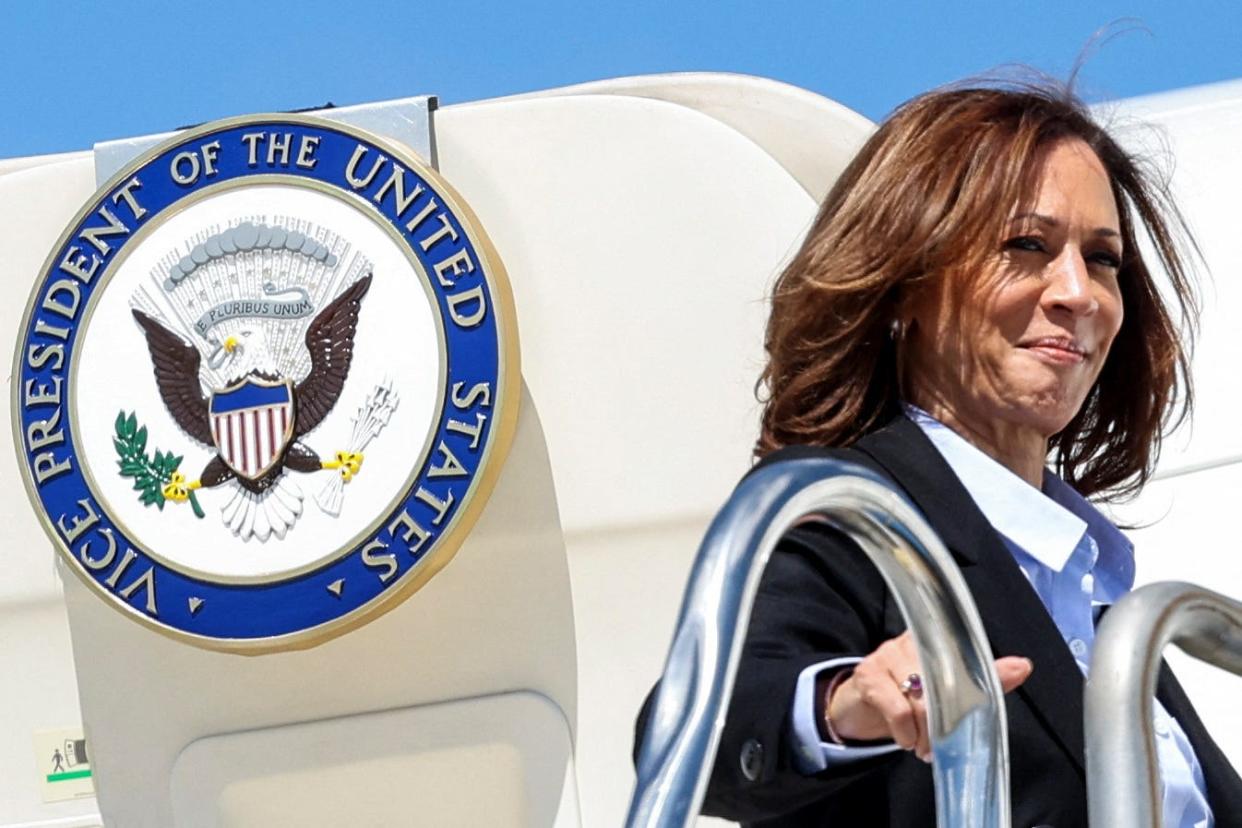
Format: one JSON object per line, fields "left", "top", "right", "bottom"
{"left": 821, "top": 668, "right": 853, "bottom": 746}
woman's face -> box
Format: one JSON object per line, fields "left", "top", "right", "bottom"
{"left": 905, "top": 137, "right": 1125, "bottom": 443}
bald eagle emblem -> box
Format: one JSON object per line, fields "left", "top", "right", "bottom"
{"left": 121, "top": 221, "right": 400, "bottom": 543}
{"left": 133, "top": 267, "right": 370, "bottom": 476}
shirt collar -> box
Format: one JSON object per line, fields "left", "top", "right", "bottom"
{"left": 903, "top": 405, "right": 1134, "bottom": 597}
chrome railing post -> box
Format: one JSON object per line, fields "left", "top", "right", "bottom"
{"left": 626, "top": 458, "right": 1011, "bottom": 828}
{"left": 1086, "top": 581, "right": 1242, "bottom": 827}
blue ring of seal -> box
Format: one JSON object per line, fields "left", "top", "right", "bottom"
{"left": 16, "top": 119, "right": 506, "bottom": 644}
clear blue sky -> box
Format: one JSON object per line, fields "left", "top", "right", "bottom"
{"left": 3, "top": 1, "right": 1241, "bottom": 159}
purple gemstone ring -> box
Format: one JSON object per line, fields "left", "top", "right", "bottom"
{"left": 898, "top": 673, "right": 924, "bottom": 699}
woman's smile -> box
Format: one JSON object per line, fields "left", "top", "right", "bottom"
{"left": 1018, "top": 336, "right": 1090, "bottom": 365}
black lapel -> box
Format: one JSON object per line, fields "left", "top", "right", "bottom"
{"left": 852, "top": 415, "right": 1089, "bottom": 773}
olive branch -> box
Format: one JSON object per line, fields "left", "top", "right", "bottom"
{"left": 113, "top": 411, "right": 204, "bottom": 518}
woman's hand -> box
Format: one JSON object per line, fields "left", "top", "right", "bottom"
{"left": 823, "top": 631, "right": 1033, "bottom": 762}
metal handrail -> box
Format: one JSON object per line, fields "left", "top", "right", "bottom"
{"left": 1086, "top": 581, "right": 1242, "bottom": 827}
{"left": 626, "top": 458, "right": 1011, "bottom": 828}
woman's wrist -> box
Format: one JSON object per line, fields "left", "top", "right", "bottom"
{"left": 819, "top": 667, "right": 854, "bottom": 745}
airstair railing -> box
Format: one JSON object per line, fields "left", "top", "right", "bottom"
{"left": 626, "top": 458, "right": 1011, "bottom": 828}
{"left": 1086, "top": 581, "right": 1242, "bottom": 827}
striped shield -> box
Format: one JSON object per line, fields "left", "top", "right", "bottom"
{"left": 209, "top": 378, "right": 296, "bottom": 480}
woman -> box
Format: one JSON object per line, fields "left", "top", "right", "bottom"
{"left": 638, "top": 83, "right": 1242, "bottom": 827}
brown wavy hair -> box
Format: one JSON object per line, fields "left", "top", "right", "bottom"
{"left": 755, "top": 81, "right": 1197, "bottom": 499}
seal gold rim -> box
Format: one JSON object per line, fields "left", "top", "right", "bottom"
{"left": 11, "top": 111, "right": 522, "bottom": 654}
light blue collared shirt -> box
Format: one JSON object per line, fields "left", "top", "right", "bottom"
{"left": 790, "top": 409, "right": 1213, "bottom": 828}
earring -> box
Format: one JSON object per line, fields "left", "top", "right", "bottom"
{"left": 889, "top": 319, "right": 905, "bottom": 341}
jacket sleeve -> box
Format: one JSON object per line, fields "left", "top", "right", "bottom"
{"left": 634, "top": 519, "right": 906, "bottom": 823}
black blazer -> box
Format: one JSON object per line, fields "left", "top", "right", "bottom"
{"left": 636, "top": 414, "right": 1242, "bottom": 827}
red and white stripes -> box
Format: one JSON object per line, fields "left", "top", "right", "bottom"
{"left": 211, "top": 404, "right": 291, "bottom": 479}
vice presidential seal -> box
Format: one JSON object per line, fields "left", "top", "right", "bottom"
{"left": 13, "top": 114, "right": 519, "bottom": 652}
